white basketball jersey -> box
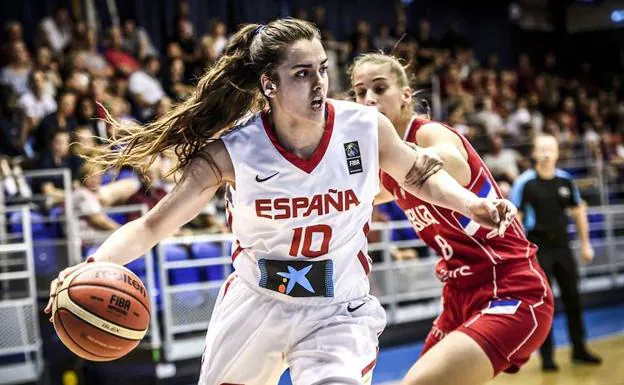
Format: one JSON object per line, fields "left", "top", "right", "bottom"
{"left": 220, "top": 99, "right": 379, "bottom": 305}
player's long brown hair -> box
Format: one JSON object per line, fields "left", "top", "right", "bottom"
{"left": 91, "top": 18, "right": 320, "bottom": 179}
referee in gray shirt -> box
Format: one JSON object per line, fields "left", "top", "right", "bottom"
{"left": 510, "top": 134, "right": 601, "bottom": 372}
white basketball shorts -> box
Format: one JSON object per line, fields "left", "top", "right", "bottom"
{"left": 198, "top": 274, "right": 386, "bottom": 385}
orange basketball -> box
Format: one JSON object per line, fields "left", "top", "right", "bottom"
{"left": 52, "top": 261, "right": 151, "bottom": 361}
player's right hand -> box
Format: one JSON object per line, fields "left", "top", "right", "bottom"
{"left": 467, "top": 198, "right": 517, "bottom": 238}
{"left": 44, "top": 256, "right": 96, "bottom": 319}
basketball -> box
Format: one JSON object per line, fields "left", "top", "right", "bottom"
{"left": 51, "top": 262, "right": 151, "bottom": 361}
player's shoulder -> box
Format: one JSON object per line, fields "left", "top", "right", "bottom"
{"left": 554, "top": 168, "right": 575, "bottom": 181}
{"left": 514, "top": 169, "right": 538, "bottom": 187}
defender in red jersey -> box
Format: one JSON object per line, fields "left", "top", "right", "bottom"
{"left": 351, "top": 54, "right": 554, "bottom": 385}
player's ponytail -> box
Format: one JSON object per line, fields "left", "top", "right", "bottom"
{"left": 90, "top": 18, "right": 320, "bottom": 180}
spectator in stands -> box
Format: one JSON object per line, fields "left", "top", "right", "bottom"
{"left": 35, "top": 91, "right": 77, "bottom": 152}
{"left": 414, "top": 19, "right": 437, "bottom": 65}
{"left": 516, "top": 52, "right": 535, "bottom": 96}
{"left": 39, "top": 7, "right": 72, "bottom": 54}
{"left": 34, "top": 46, "right": 62, "bottom": 96}
{"left": 74, "top": 161, "right": 121, "bottom": 238}
{"left": 66, "top": 21, "right": 88, "bottom": 59}
{"left": 64, "top": 69, "right": 91, "bottom": 97}
{"left": 482, "top": 133, "right": 522, "bottom": 183}
{"left": 474, "top": 96, "right": 504, "bottom": 136}
{"left": 350, "top": 20, "right": 373, "bottom": 56}
{"left": 18, "top": 69, "right": 57, "bottom": 147}
{"left": 103, "top": 26, "right": 140, "bottom": 77}
{"left": 194, "top": 36, "right": 218, "bottom": 78}
{"left": 72, "top": 125, "right": 98, "bottom": 155}
{"left": 164, "top": 58, "right": 193, "bottom": 102}
{"left": 0, "top": 41, "right": 32, "bottom": 97}
{"left": 91, "top": 76, "right": 114, "bottom": 108}
{"left": 126, "top": 158, "right": 168, "bottom": 221}
{"left": 511, "top": 134, "right": 602, "bottom": 372}
{"left": 128, "top": 55, "right": 165, "bottom": 120}
{"left": 76, "top": 95, "right": 105, "bottom": 139}
{"left": 506, "top": 97, "right": 532, "bottom": 138}
{"left": 171, "top": 17, "right": 198, "bottom": 67}
{"left": 0, "top": 157, "right": 31, "bottom": 198}
{"left": 122, "top": 19, "right": 158, "bottom": 61}
{"left": 206, "top": 19, "right": 229, "bottom": 58}
{"left": 311, "top": 6, "right": 328, "bottom": 32}
{"left": 446, "top": 101, "right": 470, "bottom": 136}
{"left": 0, "top": 21, "right": 25, "bottom": 67}
{"left": 75, "top": 28, "right": 114, "bottom": 78}
{"left": 527, "top": 92, "right": 545, "bottom": 133}
{"left": 34, "top": 129, "right": 82, "bottom": 207}
{"left": 374, "top": 24, "right": 396, "bottom": 53}
{"left": 0, "top": 112, "right": 22, "bottom": 157}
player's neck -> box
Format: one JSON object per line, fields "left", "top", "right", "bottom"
{"left": 394, "top": 112, "right": 413, "bottom": 139}
{"left": 269, "top": 109, "right": 325, "bottom": 159}
{"left": 535, "top": 164, "right": 556, "bottom": 179}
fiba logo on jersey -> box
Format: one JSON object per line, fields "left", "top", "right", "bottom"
{"left": 345, "top": 142, "right": 360, "bottom": 157}
{"left": 343, "top": 141, "right": 363, "bottom": 174}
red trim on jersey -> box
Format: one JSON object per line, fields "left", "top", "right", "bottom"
{"left": 231, "top": 243, "right": 243, "bottom": 262}
{"left": 261, "top": 102, "right": 335, "bottom": 174}
{"left": 225, "top": 204, "right": 233, "bottom": 229}
{"left": 361, "top": 357, "right": 376, "bottom": 377}
{"left": 363, "top": 222, "right": 370, "bottom": 236}
{"left": 357, "top": 251, "right": 371, "bottom": 275}
{"left": 222, "top": 275, "right": 237, "bottom": 300}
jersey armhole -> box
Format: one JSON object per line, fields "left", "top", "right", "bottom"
{"left": 217, "top": 137, "right": 238, "bottom": 190}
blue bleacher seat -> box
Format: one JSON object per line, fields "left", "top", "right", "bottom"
{"left": 191, "top": 242, "right": 225, "bottom": 281}
{"left": 33, "top": 238, "right": 60, "bottom": 276}
{"left": 588, "top": 213, "right": 605, "bottom": 239}
{"left": 164, "top": 245, "right": 204, "bottom": 307}
{"left": 100, "top": 168, "right": 137, "bottom": 185}
{"left": 108, "top": 212, "right": 128, "bottom": 225}
{"left": 48, "top": 205, "right": 65, "bottom": 238}
{"left": 9, "top": 210, "right": 53, "bottom": 239}
{"left": 165, "top": 245, "right": 200, "bottom": 285}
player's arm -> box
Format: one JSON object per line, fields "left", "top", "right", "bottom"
{"left": 414, "top": 122, "right": 471, "bottom": 186}
{"left": 92, "top": 140, "right": 233, "bottom": 265}
{"left": 45, "top": 140, "right": 234, "bottom": 314}
{"left": 377, "top": 113, "right": 514, "bottom": 234}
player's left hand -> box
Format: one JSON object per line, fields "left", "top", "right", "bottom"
{"left": 580, "top": 242, "right": 595, "bottom": 264}
{"left": 467, "top": 198, "right": 517, "bottom": 238}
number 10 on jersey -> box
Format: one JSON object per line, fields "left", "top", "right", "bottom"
{"left": 289, "top": 225, "right": 333, "bottom": 258}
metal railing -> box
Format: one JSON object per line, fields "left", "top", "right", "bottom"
{"left": 0, "top": 206, "right": 44, "bottom": 384}
{"left": 2, "top": 169, "right": 80, "bottom": 298}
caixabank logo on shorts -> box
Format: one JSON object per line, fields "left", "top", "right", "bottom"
{"left": 344, "top": 141, "right": 363, "bottom": 175}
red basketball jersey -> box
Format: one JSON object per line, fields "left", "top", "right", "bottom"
{"left": 380, "top": 118, "right": 538, "bottom": 290}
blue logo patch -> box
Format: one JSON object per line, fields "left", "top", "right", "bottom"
{"left": 277, "top": 265, "right": 315, "bottom": 294}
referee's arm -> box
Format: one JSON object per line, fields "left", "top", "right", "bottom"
{"left": 509, "top": 171, "right": 532, "bottom": 231}
{"left": 567, "top": 179, "right": 594, "bottom": 264}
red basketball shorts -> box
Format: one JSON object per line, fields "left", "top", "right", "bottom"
{"left": 421, "top": 258, "right": 554, "bottom": 374}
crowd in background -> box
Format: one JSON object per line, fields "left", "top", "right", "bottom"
{"left": 0, "top": 2, "right": 623, "bottom": 258}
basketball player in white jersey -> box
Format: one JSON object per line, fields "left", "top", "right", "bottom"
{"left": 45, "top": 19, "right": 516, "bottom": 385}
